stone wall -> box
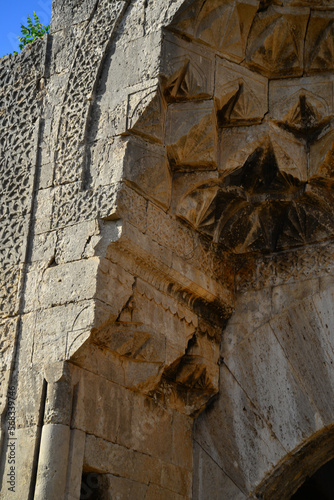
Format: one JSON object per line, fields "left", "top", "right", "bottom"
{"left": 1, "top": 0, "right": 334, "bottom": 499}
{"left": 194, "top": 260, "right": 334, "bottom": 498}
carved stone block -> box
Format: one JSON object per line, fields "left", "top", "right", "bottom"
{"left": 269, "top": 76, "right": 334, "bottom": 126}
{"left": 170, "top": 0, "right": 259, "bottom": 63}
{"left": 161, "top": 31, "right": 214, "bottom": 101}
{"left": 171, "top": 170, "right": 219, "bottom": 214}
{"left": 215, "top": 58, "right": 268, "bottom": 126}
{"left": 123, "top": 137, "right": 172, "bottom": 210}
{"left": 127, "top": 85, "right": 166, "bottom": 143}
{"left": 246, "top": 5, "right": 310, "bottom": 77}
{"left": 310, "top": 128, "right": 334, "bottom": 179}
{"left": 165, "top": 101, "right": 218, "bottom": 169}
{"left": 219, "top": 122, "right": 307, "bottom": 181}
{"left": 305, "top": 12, "right": 334, "bottom": 75}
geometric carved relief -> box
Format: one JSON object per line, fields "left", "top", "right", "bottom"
{"left": 127, "top": 86, "right": 166, "bottom": 143}
{"left": 176, "top": 129, "right": 334, "bottom": 253}
{"left": 220, "top": 123, "right": 307, "bottom": 180}
{"left": 269, "top": 77, "right": 334, "bottom": 124}
{"left": 305, "top": 13, "right": 334, "bottom": 74}
{"left": 88, "top": 277, "right": 222, "bottom": 415}
{"left": 161, "top": 32, "right": 214, "bottom": 101}
{"left": 276, "top": 90, "right": 332, "bottom": 145}
{"left": 166, "top": 101, "right": 217, "bottom": 169}
{"left": 171, "top": 0, "right": 259, "bottom": 63}
{"left": 246, "top": 6, "right": 309, "bottom": 77}
{"left": 123, "top": 0, "right": 334, "bottom": 255}
{"left": 311, "top": 129, "right": 334, "bottom": 179}
{"left": 215, "top": 58, "right": 268, "bottom": 126}
{"left": 123, "top": 138, "right": 172, "bottom": 210}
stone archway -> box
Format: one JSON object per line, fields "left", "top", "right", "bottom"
{"left": 257, "top": 426, "right": 334, "bottom": 499}
{"left": 2, "top": 0, "right": 334, "bottom": 498}
{"left": 291, "top": 457, "right": 334, "bottom": 500}
{"left": 194, "top": 282, "right": 334, "bottom": 499}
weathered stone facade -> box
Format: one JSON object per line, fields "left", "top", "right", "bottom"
{"left": 1, "top": 0, "right": 334, "bottom": 498}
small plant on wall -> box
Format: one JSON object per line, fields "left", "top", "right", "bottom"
{"left": 18, "top": 11, "right": 50, "bottom": 50}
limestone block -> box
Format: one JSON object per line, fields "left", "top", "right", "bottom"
{"left": 107, "top": 220, "right": 173, "bottom": 271}
{"left": 94, "top": 322, "right": 165, "bottom": 364}
{"left": 28, "top": 305, "right": 69, "bottom": 364}
{"left": 269, "top": 75, "right": 334, "bottom": 124}
{"left": 30, "top": 230, "right": 57, "bottom": 264}
{"left": 23, "top": 264, "right": 46, "bottom": 313}
{"left": 270, "top": 294, "right": 334, "bottom": 425}
{"left": 165, "top": 101, "right": 218, "bottom": 169}
{"left": 127, "top": 85, "right": 166, "bottom": 143}
{"left": 0, "top": 264, "right": 22, "bottom": 318}
{"left": 125, "top": 363, "right": 163, "bottom": 391}
{"left": 171, "top": 251, "right": 232, "bottom": 306}
{"left": 272, "top": 278, "right": 319, "bottom": 314}
{"left": 114, "top": 0, "right": 146, "bottom": 42}
{"left": 160, "top": 461, "right": 192, "bottom": 497}
{"left": 33, "top": 187, "right": 54, "bottom": 234}
{"left": 192, "top": 333, "right": 220, "bottom": 365}
{"left": 170, "top": 0, "right": 259, "bottom": 63}
{"left": 161, "top": 31, "right": 214, "bottom": 101}
{"left": 171, "top": 170, "right": 219, "bottom": 214}
{"left": 215, "top": 58, "right": 268, "bottom": 126}
{"left": 145, "top": 201, "right": 194, "bottom": 258}
{"left": 56, "top": 220, "right": 99, "bottom": 263}
{"left": 50, "top": 182, "right": 120, "bottom": 229}
{"left": 84, "top": 434, "right": 161, "bottom": 485}
{"left": 51, "top": 0, "right": 98, "bottom": 31}
{"left": 2, "top": 426, "right": 40, "bottom": 500}
{"left": 105, "top": 474, "right": 148, "bottom": 499}
{"left": 305, "top": 11, "right": 334, "bottom": 74}
{"left": 88, "top": 137, "right": 124, "bottom": 188}
{"left": 194, "top": 364, "right": 286, "bottom": 493}
{"left": 39, "top": 258, "right": 100, "bottom": 308}
{"left": 0, "top": 370, "right": 12, "bottom": 419}
{"left": 105, "top": 32, "right": 162, "bottom": 90}
{"left": 245, "top": 5, "right": 310, "bottom": 77}
{"left": 144, "top": 0, "right": 187, "bottom": 37}
{"left": 129, "top": 285, "right": 196, "bottom": 357}
{"left": 310, "top": 128, "right": 334, "bottom": 179}
{"left": 193, "top": 441, "right": 247, "bottom": 500}
{"left": 224, "top": 322, "right": 320, "bottom": 452}
{"left": 0, "top": 217, "right": 28, "bottom": 265}
{"left": 0, "top": 317, "right": 18, "bottom": 372}
{"left": 71, "top": 374, "right": 121, "bottom": 443}
{"left": 88, "top": 93, "right": 128, "bottom": 141}
{"left": 221, "top": 288, "right": 272, "bottom": 358}
{"left": 145, "top": 483, "right": 186, "bottom": 500}
{"left": 312, "top": 284, "right": 334, "bottom": 360}
{"left": 220, "top": 122, "right": 308, "bottom": 181}
{"left": 73, "top": 371, "right": 174, "bottom": 461}
{"left": 14, "top": 366, "right": 45, "bottom": 428}
{"left": 96, "top": 258, "right": 134, "bottom": 315}
{"left": 123, "top": 137, "right": 172, "bottom": 209}
{"left": 171, "top": 411, "right": 193, "bottom": 470}
{"left": 70, "top": 344, "right": 127, "bottom": 387}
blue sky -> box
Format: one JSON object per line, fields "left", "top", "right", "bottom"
{"left": 0, "top": 0, "right": 52, "bottom": 56}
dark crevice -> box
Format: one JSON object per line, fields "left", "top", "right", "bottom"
{"left": 28, "top": 379, "right": 48, "bottom": 500}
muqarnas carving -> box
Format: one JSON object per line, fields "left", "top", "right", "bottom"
{"left": 176, "top": 135, "right": 334, "bottom": 254}
{"left": 125, "top": 0, "right": 334, "bottom": 256}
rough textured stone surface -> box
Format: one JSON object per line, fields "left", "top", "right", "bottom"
{"left": 1, "top": 0, "right": 334, "bottom": 499}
